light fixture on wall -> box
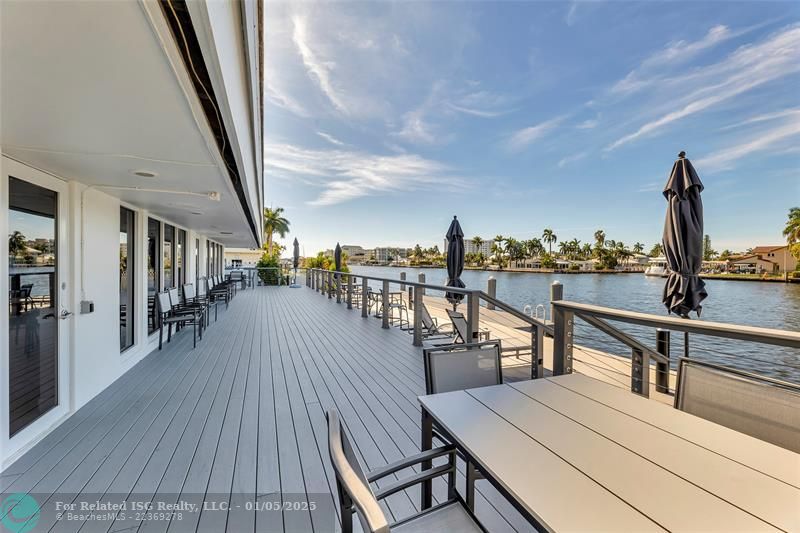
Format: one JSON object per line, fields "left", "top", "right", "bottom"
{"left": 131, "top": 169, "right": 158, "bottom": 178}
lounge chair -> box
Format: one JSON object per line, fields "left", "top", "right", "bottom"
{"left": 326, "top": 409, "right": 484, "bottom": 533}
{"left": 423, "top": 340, "right": 503, "bottom": 510}
{"left": 446, "top": 309, "right": 491, "bottom": 343}
{"left": 675, "top": 358, "right": 800, "bottom": 453}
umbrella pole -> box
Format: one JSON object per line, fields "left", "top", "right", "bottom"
{"left": 684, "top": 331, "right": 689, "bottom": 359}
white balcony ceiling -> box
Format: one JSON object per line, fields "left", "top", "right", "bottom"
{"left": 1, "top": 0, "right": 257, "bottom": 247}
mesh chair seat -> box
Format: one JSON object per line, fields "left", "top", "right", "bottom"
{"left": 675, "top": 358, "right": 800, "bottom": 453}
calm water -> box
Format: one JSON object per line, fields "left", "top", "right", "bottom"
{"left": 350, "top": 266, "right": 800, "bottom": 382}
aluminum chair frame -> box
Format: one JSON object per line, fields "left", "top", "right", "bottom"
{"left": 674, "top": 357, "right": 800, "bottom": 453}
{"left": 326, "top": 409, "right": 484, "bottom": 533}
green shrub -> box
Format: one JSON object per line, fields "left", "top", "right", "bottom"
{"left": 256, "top": 252, "right": 282, "bottom": 285}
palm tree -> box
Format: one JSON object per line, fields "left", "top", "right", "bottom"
{"left": 632, "top": 242, "right": 644, "bottom": 254}
{"left": 471, "top": 236, "right": 484, "bottom": 250}
{"left": 594, "top": 229, "right": 605, "bottom": 248}
{"left": 558, "top": 241, "right": 569, "bottom": 257}
{"left": 263, "top": 207, "right": 290, "bottom": 254}
{"left": 8, "top": 230, "right": 26, "bottom": 259}
{"left": 581, "top": 243, "right": 592, "bottom": 259}
{"left": 524, "top": 238, "right": 543, "bottom": 259}
{"left": 542, "top": 228, "right": 557, "bottom": 254}
{"left": 783, "top": 207, "right": 800, "bottom": 244}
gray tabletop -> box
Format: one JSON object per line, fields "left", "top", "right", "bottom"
{"left": 419, "top": 373, "right": 800, "bottom": 532}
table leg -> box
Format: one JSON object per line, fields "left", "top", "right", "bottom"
{"left": 420, "top": 408, "right": 433, "bottom": 510}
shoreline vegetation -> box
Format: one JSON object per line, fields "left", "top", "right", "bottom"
{"left": 351, "top": 264, "right": 799, "bottom": 283}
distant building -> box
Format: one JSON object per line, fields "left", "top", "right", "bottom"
{"left": 373, "top": 247, "right": 409, "bottom": 262}
{"left": 728, "top": 245, "right": 797, "bottom": 274}
{"left": 225, "top": 248, "right": 264, "bottom": 269}
{"left": 444, "top": 237, "right": 493, "bottom": 257}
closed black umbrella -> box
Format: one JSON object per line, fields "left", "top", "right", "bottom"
{"left": 445, "top": 216, "right": 466, "bottom": 308}
{"left": 662, "top": 151, "right": 708, "bottom": 317}
{"left": 334, "top": 243, "right": 342, "bottom": 272}
{"left": 292, "top": 238, "right": 300, "bottom": 269}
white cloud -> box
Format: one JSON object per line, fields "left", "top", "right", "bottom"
{"left": 316, "top": 131, "right": 345, "bottom": 146}
{"left": 565, "top": 3, "right": 579, "bottom": 27}
{"left": 264, "top": 143, "right": 468, "bottom": 206}
{"left": 607, "top": 25, "right": 800, "bottom": 150}
{"left": 446, "top": 102, "right": 508, "bottom": 118}
{"left": 507, "top": 116, "right": 566, "bottom": 152}
{"left": 292, "top": 15, "right": 349, "bottom": 114}
{"left": 264, "top": 80, "right": 309, "bottom": 117}
{"left": 558, "top": 151, "right": 589, "bottom": 168}
{"left": 611, "top": 22, "right": 772, "bottom": 95}
{"left": 576, "top": 119, "right": 599, "bottom": 129}
{"left": 718, "top": 108, "right": 800, "bottom": 131}
{"left": 696, "top": 120, "right": 800, "bottom": 172}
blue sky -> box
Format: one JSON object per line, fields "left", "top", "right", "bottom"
{"left": 263, "top": 1, "right": 800, "bottom": 256}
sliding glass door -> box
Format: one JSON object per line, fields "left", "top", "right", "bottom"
{"left": 119, "top": 207, "right": 135, "bottom": 351}
{"left": 8, "top": 177, "right": 59, "bottom": 436}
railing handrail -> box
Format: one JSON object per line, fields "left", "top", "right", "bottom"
{"left": 477, "top": 291, "right": 553, "bottom": 334}
{"left": 309, "top": 268, "right": 473, "bottom": 295}
{"left": 554, "top": 300, "right": 800, "bottom": 348}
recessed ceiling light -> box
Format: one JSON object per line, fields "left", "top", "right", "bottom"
{"left": 132, "top": 170, "right": 157, "bottom": 178}
{"left": 220, "top": 231, "right": 233, "bottom": 235}
{"left": 190, "top": 211, "right": 203, "bottom": 215}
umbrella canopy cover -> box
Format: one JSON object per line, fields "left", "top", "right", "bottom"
{"left": 334, "top": 243, "right": 342, "bottom": 272}
{"left": 293, "top": 238, "right": 300, "bottom": 269}
{"left": 445, "top": 216, "right": 466, "bottom": 306}
{"left": 662, "top": 152, "right": 708, "bottom": 317}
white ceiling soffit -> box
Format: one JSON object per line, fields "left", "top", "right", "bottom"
{"left": 0, "top": 0, "right": 257, "bottom": 247}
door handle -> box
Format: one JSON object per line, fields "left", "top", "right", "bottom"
{"left": 59, "top": 309, "right": 73, "bottom": 320}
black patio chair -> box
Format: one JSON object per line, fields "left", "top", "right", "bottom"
{"left": 189, "top": 281, "right": 219, "bottom": 325}
{"left": 206, "top": 277, "right": 230, "bottom": 309}
{"left": 326, "top": 409, "right": 484, "bottom": 533}
{"left": 156, "top": 290, "right": 203, "bottom": 349}
{"left": 675, "top": 358, "right": 800, "bottom": 453}
{"left": 446, "top": 309, "right": 491, "bottom": 343}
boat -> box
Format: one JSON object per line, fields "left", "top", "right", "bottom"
{"left": 645, "top": 257, "right": 669, "bottom": 277}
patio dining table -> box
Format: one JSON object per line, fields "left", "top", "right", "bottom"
{"left": 419, "top": 373, "right": 799, "bottom": 532}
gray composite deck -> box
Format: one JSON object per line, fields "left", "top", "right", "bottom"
{"left": 1, "top": 286, "right": 532, "bottom": 533}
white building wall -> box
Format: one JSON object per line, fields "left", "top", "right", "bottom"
{"left": 0, "top": 158, "right": 228, "bottom": 468}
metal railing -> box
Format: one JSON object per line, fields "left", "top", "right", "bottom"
{"left": 306, "top": 268, "right": 800, "bottom": 399}
{"left": 306, "top": 268, "right": 552, "bottom": 378}
{"left": 551, "top": 300, "right": 800, "bottom": 398}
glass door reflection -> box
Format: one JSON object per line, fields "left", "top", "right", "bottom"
{"left": 8, "top": 176, "right": 58, "bottom": 436}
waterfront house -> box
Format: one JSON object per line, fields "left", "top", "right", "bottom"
{"left": 751, "top": 245, "right": 798, "bottom": 273}
{"left": 1, "top": 0, "right": 262, "bottom": 468}
{"left": 225, "top": 247, "right": 266, "bottom": 269}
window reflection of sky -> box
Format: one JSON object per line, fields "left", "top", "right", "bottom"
{"left": 10, "top": 209, "right": 54, "bottom": 242}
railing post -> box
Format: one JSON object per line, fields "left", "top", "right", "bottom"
{"left": 306, "top": 269, "right": 310, "bottom": 287}
{"left": 531, "top": 324, "right": 544, "bottom": 379}
{"left": 550, "top": 280, "right": 563, "bottom": 323}
{"left": 418, "top": 273, "right": 426, "bottom": 295}
{"left": 466, "top": 290, "right": 480, "bottom": 342}
{"left": 400, "top": 272, "right": 406, "bottom": 291}
{"left": 486, "top": 277, "right": 496, "bottom": 310}
{"left": 347, "top": 275, "right": 353, "bottom": 309}
{"left": 656, "top": 329, "right": 670, "bottom": 394}
{"left": 327, "top": 271, "right": 333, "bottom": 299}
{"left": 413, "top": 287, "right": 423, "bottom": 347}
{"left": 552, "top": 304, "right": 573, "bottom": 376}
{"left": 336, "top": 273, "right": 341, "bottom": 304}
{"left": 408, "top": 287, "right": 413, "bottom": 309}
{"left": 631, "top": 348, "right": 650, "bottom": 398}
{"left": 361, "top": 277, "right": 369, "bottom": 318}
{"left": 382, "top": 280, "right": 390, "bottom": 329}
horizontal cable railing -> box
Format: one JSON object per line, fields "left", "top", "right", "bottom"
{"left": 304, "top": 268, "right": 800, "bottom": 398}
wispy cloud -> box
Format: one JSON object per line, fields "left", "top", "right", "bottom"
{"left": 696, "top": 120, "right": 800, "bottom": 172}
{"left": 576, "top": 118, "right": 599, "bottom": 129}
{"left": 264, "top": 80, "right": 309, "bottom": 117}
{"left": 507, "top": 115, "right": 566, "bottom": 152}
{"left": 611, "top": 22, "right": 772, "bottom": 95}
{"left": 607, "top": 25, "right": 800, "bottom": 151}
{"left": 637, "top": 180, "right": 662, "bottom": 193}
{"left": 316, "top": 131, "right": 345, "bottom": 146}
{"left": 264, "top": 143, "right": 468, "bottom": 206}
{"left": 558, "top": 151, "right": 589, "bottom": 168}
{"left": 292, "top": 15, "right": 348, "bottom": 113}
{"left": 718, "top": 108, "right": 800, "bottom": 131}
{"left": 446, "top": 102, "right": 509, "bottom": 118}
{"left": 565, "top": 2, "right": 579, "bottom": 27}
